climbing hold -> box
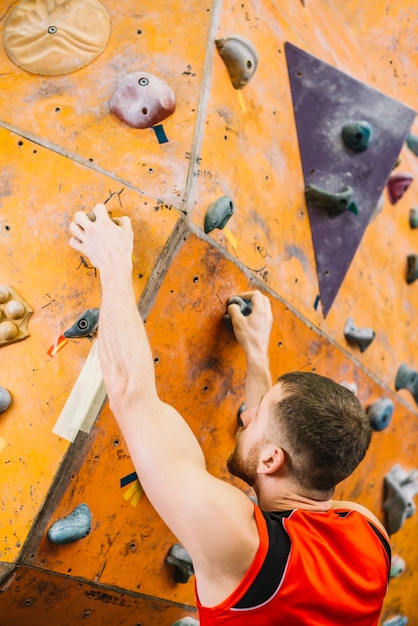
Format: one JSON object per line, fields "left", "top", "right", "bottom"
{"left": 166, "top": 543, "right": 194, "bottom": 583}
{"left": 172, "top": 618, "right": 200, "bottom": 626}
{"left": 344, "top": 317, "right": 375, "bottom": 352}
{"left": 223, "top": 296, "right": 253, "bottom": 331}
{"left": 3, "top": 0, "right": 110, "bottom": 75}
{"left": 383, "top": 616, "right": 408, "bottom": 626}
{"left": 387, "top": 173, "right": 413, "bottom": 204}
{"left": 342, "top": 121, "right": 372, "bottom": 152}
{"left": 0, "top": 387, "right": 11, "bottom": 413}
{"left": 340, "top": 381, "right": 358, "bottom": 395}
{"left": 406, "top": 133, "right": 418, "bottom": 156}
{"left": 409, "top": 207, "right": 418, "bottom": 229}
{"left": 390, "top": 555, "right": 406, "bottom": 579}
{"left": 204, "top": 196, "right": 234, "bottom": 233}
{"left": 383, "top": 464, "right": 418, "bottom": 534}
{"left": 64, "top": 308, "right": 99, "bottom": 339}
{"left": 109, "top": 72, "right": 176, "bottom": 129}
{"left": 406, "top": 254, "right": 418, "bottom": 284}
{"left": 366, "top": 398, "right": 394, "bottom": 431}
{"left": 0, "top": 285, "right": 32, "bottom": 348}
{"left": 47, "top": 503, "right": 92, "bottom": 544}
{"left": 395, "top": 363, "right": 418, "bottom": 405}
{"left": 215, "top": 35, "right": 258, "bottom": 89}
{"left": 305, "top": 184, "right": 358, "bottom": 216}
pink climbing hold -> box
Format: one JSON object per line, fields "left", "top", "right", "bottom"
{"left": 109, "top": 71, "right": 176, "bottom": 129}
{"left": 387, "top": 172, "right": 413, "bottom": 205}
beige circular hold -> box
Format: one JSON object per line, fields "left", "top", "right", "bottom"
{"left": 5, "top": 300, "right": 25, "bottom": 319}
{"left": 0, "top": 321, "right": 18, "bottom": 341}
{"left": 0, "top": 285, "right": 9, "bottom": 303}
{"left": 3, "top": 0, "right": 110, "bottom": 76}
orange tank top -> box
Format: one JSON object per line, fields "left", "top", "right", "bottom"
{"left": 197, "top": 504, "right": 390, "bottom": 625}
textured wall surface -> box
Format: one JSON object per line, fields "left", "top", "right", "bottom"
{"left": 0, "top": 1, "right": 417, "bottom": 624}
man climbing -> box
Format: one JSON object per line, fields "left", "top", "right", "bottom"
{"left": 69, "top": 204, "right": 390, "bottom": 625}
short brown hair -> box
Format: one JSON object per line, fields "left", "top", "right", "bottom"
{"left": 271, "top": 372, "right": 371, "bottom": 495}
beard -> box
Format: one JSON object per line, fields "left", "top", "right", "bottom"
{"left": 227, "top": 431, "right": 261, "bottom": 487}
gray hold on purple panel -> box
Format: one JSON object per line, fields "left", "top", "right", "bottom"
{"left": 109, "top": 71, "right": 176, "bottom": 129}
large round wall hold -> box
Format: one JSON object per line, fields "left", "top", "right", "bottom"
{"left": 0, "top": 321, "right": 18, "bottom": 341}
{"left": 109, "top": 72, "right": 176, "bottom": 129}
{"left": 3, "top": 0, "right": 110, "bottom": 76}
{"left": 0, "top": 387, "right": 12, "bottom": 413}
{"left": 342, "top": 121, "right": 372, "bottom": 152}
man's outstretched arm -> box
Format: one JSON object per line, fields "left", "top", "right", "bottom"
{"left": 69, "top": 205, "right": 262, "bottom": 606}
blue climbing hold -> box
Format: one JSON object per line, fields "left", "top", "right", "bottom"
{"left": 47, "top": 503, "right": 92, "bottom": 544}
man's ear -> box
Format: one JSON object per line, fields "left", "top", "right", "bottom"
{"left": 257, "top": 444, "right": 285, "bottom": 475}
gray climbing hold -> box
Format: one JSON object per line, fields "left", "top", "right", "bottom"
{"left": 344, "top": 317, "right": 375, "bottom": 352}
{"left": 204, "top": 196, "right": 234, "bottom": 234}
{"left": 342, "top": 121, "right": 372, "bottom": 152}
{"left": 166, "top": 543, "right": 194, "bottom": 583}
{"left": 0, "top": 386, "right": 11, "bottom": 413}
{"left": 305, "top": 184, "right": 358, "bottom": 216}
{"left": 383, "top": 617, "right": 408, "bottom": 626}
{"left": 172, "top": 618, "right": 200, "bottom": 626}
{"left": 406, "top": 133, "right": 418, "bottom": 156}
{"left": 383, "top": 464, "right": 418, "bottom": 534}
{"left": 366, "top": 398, "right": 394, "bottom": 431}
{"left": 390, "top": 555, "right": 406, "bottom": 579}
{"left": 64, "top": 308, "right": 99, "bottom": 339}
{"left": 395, "top": 363, "right": 418, "bottom": 405}
{"left": 406, "top": 255, "right": 418, "bottom": 284}
{"left": 223, "top": 296, "right": 253, "bottom": 331}
{"left": 47, "top": 503, "right": 92, "bottom": 544}
{"left": 215, "top": 35, "right": 258, "bottom": 89}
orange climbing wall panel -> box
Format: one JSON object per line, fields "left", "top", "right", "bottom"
{"left": 0, "top": 0, "right": 417, "bottom": 624}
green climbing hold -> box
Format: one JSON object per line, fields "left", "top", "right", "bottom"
{"left": 305, "top": 184, "right": 358, "bottom": 216}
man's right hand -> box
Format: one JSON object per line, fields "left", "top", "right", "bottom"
{"left": 228, "top": 290, "right": 273, "bottom": 361}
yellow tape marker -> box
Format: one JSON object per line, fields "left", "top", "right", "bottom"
{"left": 123, "top": 480, "right": 143, "bottom": 507}
{"left": 236, "top": 89, "right": 247, "bottom": 113}
{"left": 223, "top": 226, "right": 238, "bottom": 251}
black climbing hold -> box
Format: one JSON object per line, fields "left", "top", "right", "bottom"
{"left": 166, "top": 543, "right": 194, "bottom": 583}
{"left": 342, "top": 121, "right": 372, "bottom": 152}
{"left": 64, "top": 308, "right": 99, "bottom": 338}
{"left": 305, "top": 184, "right": 358, "bottom": 216}
{"left": 344, "top": 317, "right": 375, "bottom": 352}
{"left": 204, "top": 196, "right": 234, "bottom": 233}
{"left": 406, "top": 255, "right": 418, "bottom": 284}
{"left": 47, "top": 503, "right": 92, "bottom": 544}
{"left": 223, "top": 296, "right": 253, "bottom": 331}
{"left": 366, "top": 398, "right": 394, "bottom": 431}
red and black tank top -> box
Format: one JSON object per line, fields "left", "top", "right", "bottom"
{"left": 197, "top": 505, "right": 391, "bottom": 625}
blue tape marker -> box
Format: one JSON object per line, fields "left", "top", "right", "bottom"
{"left": 313, "top": 295, "right": 320, "bottom": 310}
{"left": 120, "top": 471, "right": 138, "bottom": 488}
{"left": 152, "top": 124, "right": 169, "bottom": 144}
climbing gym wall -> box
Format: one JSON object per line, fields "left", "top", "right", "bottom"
{"left": 0, "top": 0, "right": 417, "bottom": 624}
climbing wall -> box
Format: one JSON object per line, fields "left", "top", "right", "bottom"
{"left": 0, "top": 1, "right": 417, "bottom": 624}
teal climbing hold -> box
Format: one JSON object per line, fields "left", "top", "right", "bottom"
{"left": 305, "top": 184, "right": 358, "bottom": 216}
{"left": 366, "top": 398, "right": 394, "bottom": 431}
{"left": 342, "top": 121, "right": 372, "bottom": 152}
{"left": 204, "top": 196, "right": 234, "bottom": 233}
{"left": 406, "top": 133, "right": 418, "bottom": 156}
{"left": 47, "top": 503, "right": 92, "bottom": 544}
{"left": 390, "top": 555, "right": 406, "bottom": 579}
{"left": 395, "top": 363, "right": 418, "bottom": 405}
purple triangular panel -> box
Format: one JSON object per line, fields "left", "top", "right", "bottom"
{"left": 285, "top": 42, "right": 416, "bottom": 316}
